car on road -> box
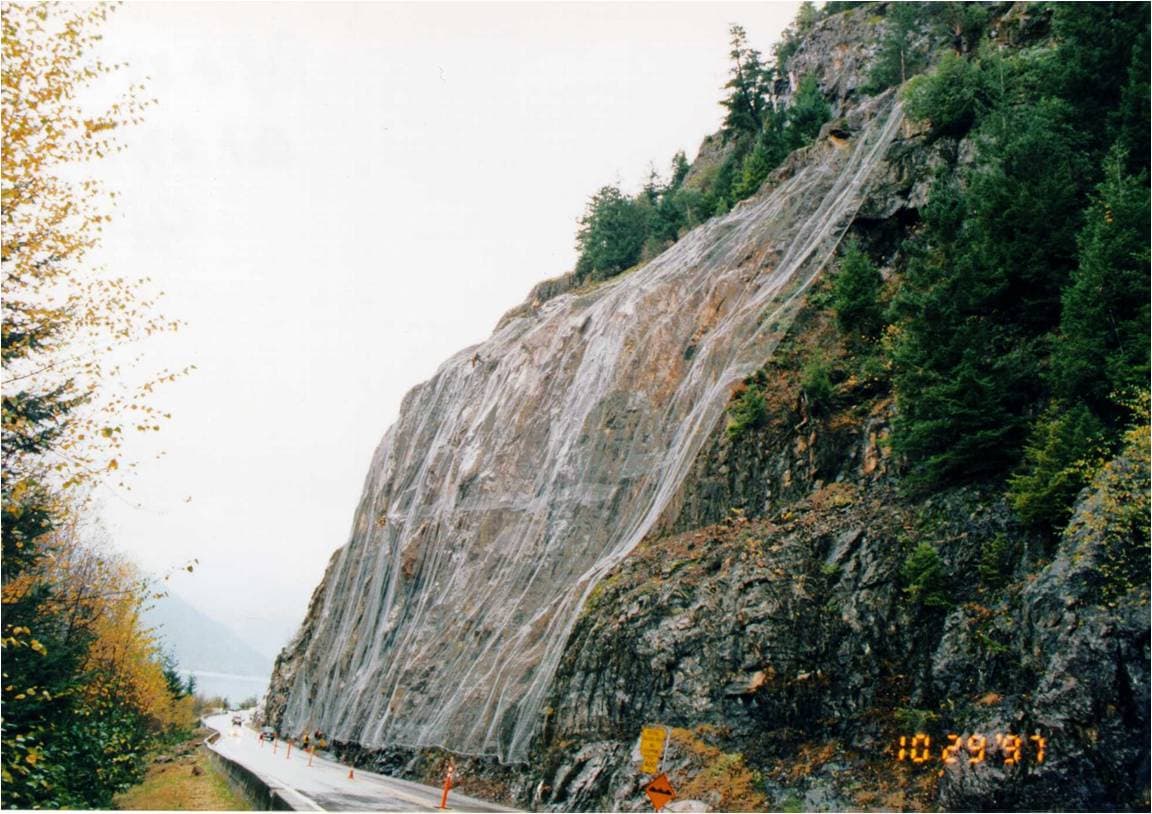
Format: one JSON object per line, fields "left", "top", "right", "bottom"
{"left": 231, "top": 715, "right": 243, "bottom": 726}
{"left": 259, "top": 726, "right": 276, "bottom": 742}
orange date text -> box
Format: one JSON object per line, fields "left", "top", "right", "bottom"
{"left": 896, "top": 733, "right": 1047, "bottom": 767}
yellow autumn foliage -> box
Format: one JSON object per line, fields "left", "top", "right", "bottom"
{"left": 3, "top": 4, "right": 193, "bottom": 806}
{"left": 668, "top": 725, "right": 768, "bottom": 812}
{"left": 2, "top": 1, "right": 188, "bottom": 494}
{"left": 39, "top": 516, "right": 196, "bottom": 731}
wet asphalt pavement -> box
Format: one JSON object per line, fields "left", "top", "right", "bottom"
{"left": 204, "top": 713, "right": 517, "bottom": 812}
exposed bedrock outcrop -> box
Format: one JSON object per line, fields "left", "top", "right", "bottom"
{"left": 266, "top": 92, "right": 905, "bottom": 763}
{"left": 525, "top": 418, "right": 1148, "bottom": 812}
{"left": 265, "top": 4, "right": 1148, "bottom": 810}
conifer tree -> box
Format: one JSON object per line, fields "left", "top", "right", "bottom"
{"left": 867, "top": 2, "right": 930, "bottom": 91}
{"left": 574, "top": 186, "right": 648, "bottom": 282}
{"left": 720, "top": 25, "right": 772, "bottom": 141}
{"left": 1050, "top": 2, "right": 1151, "bottom": 169}
{"left": 1009, "top": 404, "right": 1108, "bottom": 533}
{"left": 890, "top": 91, "right": 1085, "bottom": 488}
{"left": 786, "top": 74, "right": 831, "bottom": 149}
{"left": 833, "top": 240, "right": 884, "bottom": 345}
{"left": 1051, "top": 148, "right": 1151, "bottom": 417}
{"left": 733, "top": 142, "right": 773, "bottom": 200}
{"left": 669, "top": 150, "right": 691, "bottom": 190}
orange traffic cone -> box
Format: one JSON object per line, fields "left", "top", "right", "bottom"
{"left": 438, "top": 762, "right": 455, "bottom": 809}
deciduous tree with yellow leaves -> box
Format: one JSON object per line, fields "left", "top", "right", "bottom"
{"left": 2, "top": 3, "right": 193, "bottom": 806}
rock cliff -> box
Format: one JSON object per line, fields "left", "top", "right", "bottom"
{"left": 265, "top": 90, "right": 904, "bottom": 761}
{"left": 267, "top": 5, "right": 1148, "bottom": 810}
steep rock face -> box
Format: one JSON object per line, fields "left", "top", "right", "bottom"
{"left": 528, "top": 419, "right": 1148, "bottom": 812}
{"left": 537, "top": 484, "right": 915, "bottom": 811}
{"left": 265, "top": 6, "right": 1149, "bottom": 810}
{"left": 937, "top": 427, "right": 1150, "bottom": 810}
{"left": 784, "top": 4, "right": 889, "bottom": 111}
{"left": 511, "top": 260, "right": 1148, "bottom": 809}
{"left": 266, "top": 94, "right": 905, "bottom": 763}
{"left": 654, "top": 298, "right": 898, "bottom": 540}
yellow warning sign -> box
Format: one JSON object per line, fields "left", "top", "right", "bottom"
{"left": 645, "top": 773, "right": 676, "bottom": 811}
{"left": 639, "top": 726, "right": 667, "bottom": 774}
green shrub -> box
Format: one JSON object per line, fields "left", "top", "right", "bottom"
{"left": 801, "top": 357, "right": 835, "bottom": 413}
{"left": 903, "top": 51, "right": 988, "bottom": 138}
{"left": 901, "top": 542, "right": 951, "bottom": 608}
{"left": 977, "top": 534, "right": 1018, "bottom": 592}
{"left": 727, "top": 383, "right": 768, "bottom": 439}
{"left": 823, "top": 1, "right": 867, "bottom": 15}
{"left": 1091, "top": 422, "right": 1152, "bottom": 604}
{"left": 893, "top": 706, "right": 939, "bottom": 732}
{"left": 1008, "top": 404, "right": 1109, "bottom": 533}
{"left": 852, "top": 352, "right": 890, "bottom": 390}
{"left": 832, "top": 239, "right": 885, "bottom": 343}
{"left": 780, "top": 796, "right": 805, "bottom": 813}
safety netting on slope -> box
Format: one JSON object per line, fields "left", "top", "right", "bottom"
{"left": 277, "top": 95, "right": 904, "bottom": 763}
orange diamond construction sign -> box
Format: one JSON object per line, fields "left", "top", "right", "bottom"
{"left": 645, "top": 773, "right": 676, "bottom": 812}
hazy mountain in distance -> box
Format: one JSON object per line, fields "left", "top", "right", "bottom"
{"left": 144, "top": 590, "right": 273, "bottom": 678}
{"left": 231, "top": 614, "right": 298, "bottom": 662}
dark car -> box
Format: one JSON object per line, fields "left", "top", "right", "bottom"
{"left": 259, "top": 726, "right": 275, "bottom": 742}
{"left": 231, "top": 715, "right": 243, "bottom": 726}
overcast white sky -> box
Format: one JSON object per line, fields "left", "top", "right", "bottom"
{"left": 89, "top": 1, "right": 802, "bottom": 660}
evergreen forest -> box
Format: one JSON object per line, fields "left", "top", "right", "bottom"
{"left": 572, "top": 0, "right": 1149, "bottom": 546}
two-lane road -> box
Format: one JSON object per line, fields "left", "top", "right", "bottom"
{"left": 204, "top": 713, "right": 517, "bottom": 812}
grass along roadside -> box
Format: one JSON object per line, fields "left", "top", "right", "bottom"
{"left": 113, "top": 727, "right": 250, "bottom": 810}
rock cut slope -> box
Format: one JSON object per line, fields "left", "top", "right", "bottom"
{"left": 266, "top": 93, "right": 904, "bottom": 763}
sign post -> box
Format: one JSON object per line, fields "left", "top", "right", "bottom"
{"left": 639, "top": 725, "right": 676, "bottom": 811}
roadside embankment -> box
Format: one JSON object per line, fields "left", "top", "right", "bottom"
{"left": 113, "top": 727, "right": 250, "bottom": 811}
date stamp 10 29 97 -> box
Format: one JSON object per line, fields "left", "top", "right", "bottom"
{"left": 895, "top": 733, "right": 1047, "bottom": 767}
